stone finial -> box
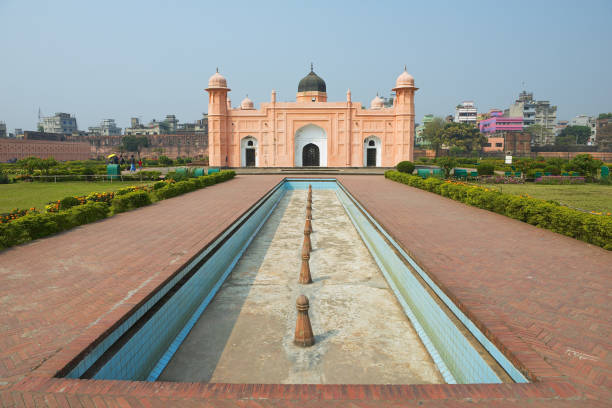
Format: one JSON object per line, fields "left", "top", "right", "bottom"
{"left": 299, "top": 249, "right": 312, "bottom": 284}
{"left": 305, "top": 218, "right": 312, "bottom": 234}
{"left": 303, "top": 229, "right": 311, "bottom": 253}
{"left": 294, "top": 295, "right": 315, "bottom": 347}
{"left": 308, "top": 184, "right": 312, "bottom": 193}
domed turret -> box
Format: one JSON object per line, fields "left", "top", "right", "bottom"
{"left": 370, "top": 94, "right": 384, "bottom": 110}
{"left": 240, "top": 95, "right": 254, "bottom": 110}
{"left": 208, "top": 69, "right": 228, "bottom": 88}
{"left": 395, "top": 66, "right": 415, "bottom": 88}
{"left": 298, "top": 67, "right": 326, "bottom": 93}
{"left": 296, "top": 63, "right": 328, "bottom": 102}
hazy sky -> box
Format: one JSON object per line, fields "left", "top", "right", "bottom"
{"left": 1, "top": 0, "right": 611, "bottom": 132}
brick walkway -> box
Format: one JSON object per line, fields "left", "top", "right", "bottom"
{"left": 1, "top": 174, "right": 611, "bottom": 406}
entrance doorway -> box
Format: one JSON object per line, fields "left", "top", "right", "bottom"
{"left": 245, "top": 148, "right": 256, "bottom": 167}
{"left": 363, "top": 136, "right": 381, "bottom": 167}
{"left": 367, "top": 145, "right": 377, "bottom": 167}
{"left": 302, "top": 143, "right": 320, "bottom": 166}
{"left": 240, "top": 137, "right": 258, "bottom": 167}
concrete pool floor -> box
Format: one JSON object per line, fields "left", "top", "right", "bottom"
{"left": 158, "top": 189, "right": 444, "bottom": 384}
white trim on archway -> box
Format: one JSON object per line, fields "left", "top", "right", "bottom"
{"left": 294, "top": 124, "right": 327, "bottom": 167}
{"left": 240, "top": 136, "right": 259, "bottom": 167}
{"left": 363, "top": 135, "right": 382, "bottom": 167}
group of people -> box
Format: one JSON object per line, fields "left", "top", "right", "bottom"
{"left": 108, "top": 154, "right": 143, "bottom": 172}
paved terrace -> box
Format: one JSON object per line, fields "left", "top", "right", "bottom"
{"left": 0, "top": 174, "right": 610, "bottom": 407}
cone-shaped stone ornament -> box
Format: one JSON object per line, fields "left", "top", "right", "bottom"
{"left": 303, "top": 229, "right": 311, "bottom": 253}
{"left": 305, "top": 218, "right": 312, "bottom": 234}
{"left": 299, "top": 246, "right": 312, "bottom": 284}
{"left": 294, "top": 295, "right": 315, "bottom": 347}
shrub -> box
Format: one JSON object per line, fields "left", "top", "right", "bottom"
{"left": 158, "top": 155, "right": 173, "bottom": 166}
{"left": 58, "top": 196, "right": 81, "bottom": 210}
{"left": 385, "top": 170, "right": 612, "bottom": 251}
{"left": 111, "top": 191, "right": 152, "bottom": 214}
{"left": 0, "top": 171, "right": 10, "bottom": 184}
{"left": 152, "top": 180, "right": 171, "bottom": 190}
{"left": 0, "top": 202, "right": 109, "bottom": 250}
{"left": 396, "top": 161, "right": 415, "bottom": 174}
{"left": 477, "top": 161, "right": 495, "bottom": 176}
{"left": 543, "top": 165, "right": 561, "bottom": 175}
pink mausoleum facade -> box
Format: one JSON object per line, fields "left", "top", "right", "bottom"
{"left": 206, "top": 67, "right": 418, "bottom": 167}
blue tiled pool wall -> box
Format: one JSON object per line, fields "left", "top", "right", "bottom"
{"left": 64, "top": 180, "right": 287, "bottom": 380}
{"left": 335, "top": 183, "right": 528, "bottom": 384}
{"left": 65, "top": 178, "right": 527, "bottom": 383}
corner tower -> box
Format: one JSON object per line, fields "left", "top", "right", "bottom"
{"left": 206, "top": 69, "right": 230, "bottom": 167}
{"left": 392, "top": 67, "right": 418, "bottom": 162}
{"left": 296, "top": 64, "right": 327, "bottom": 102}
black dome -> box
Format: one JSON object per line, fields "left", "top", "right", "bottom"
{"left": 298, "top": 68, "right": 326, "bottom": 93}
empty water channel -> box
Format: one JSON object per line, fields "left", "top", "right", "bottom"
{"left": 60, "top": 179, "right": 528, "bottom": 385}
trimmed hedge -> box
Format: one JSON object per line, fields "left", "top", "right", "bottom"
{"left": 0, "top": 170, "right": 237, "bottom": 251}
{"left": 111, "top": 191, "right": 152, "bottom": 214}
{"left": 385, "top": 170, "right": 612, "bottom": 250}
{"left": 0, "top": 202, "right": 110, "bottom": 249}
{"left": 154, "top": 170, "right": 236, "bottom": 200}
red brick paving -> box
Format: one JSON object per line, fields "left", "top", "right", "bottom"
{"left": 1, "top": 174, "right": 611, "bottom": 406}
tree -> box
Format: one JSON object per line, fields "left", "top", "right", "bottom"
{"left": 597, "top": 113, "right": 612, "bottom": 120}
{"left": 555, "top": 134, "right": 575, "bottom": 148}
{"left": 436, "top": 156, "right": 458, "bottom": 178}
{"left": 121, "top": 136, "right": 149, "bottom": 157}
{"left": 421, "top": 117, "right": 446, "bottom": 157}
{"left": 566, "top": 154, "right": 602, "bottom": 181}
{"left": 440, "top": 122, "right": 486, "bottom": 154}
{"left": 558, "top": 125, "right": 591, "bottom": 145}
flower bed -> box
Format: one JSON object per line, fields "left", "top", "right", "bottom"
{"left": 385, "top": 170, "right": 612, "bottom": 250}
{"left": 0, "top": 208, "right": 38, "bottom": 224}
{"left": 535, "top": 176, "right": 585, "bottom": 185}
{"left": 478, "top": 175, "right": 525, "bottom": 184}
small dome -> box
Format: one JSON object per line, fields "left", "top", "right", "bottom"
{"left": 208, "top": 70, "right": 227, "bottom": 88}
{"left": 240, "top": 96, "right": 254, "bottom": 110}
{"left": 370, "top": 95, "right": 384, "bottom": 109}
{"left": 395, "top": 68, "right": 414, "bottom": 88}
{"left": 298, "top": 65, "right": 326, "bottom": 93}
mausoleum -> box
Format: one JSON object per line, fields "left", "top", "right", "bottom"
{"left": 206, "top": 66, "right": 418, "bottom": 167}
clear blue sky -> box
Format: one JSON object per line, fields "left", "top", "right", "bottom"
{"left": 1, "top": 0, "right": 611, "bottom": 131}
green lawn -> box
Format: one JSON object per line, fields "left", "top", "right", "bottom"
{"left": 0, "top": 181, "right": 151, "bottom": 213}
{"left": 481, "top": 183, "right": 612, "bottom": 214}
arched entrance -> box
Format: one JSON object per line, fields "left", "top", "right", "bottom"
{"left": 363, "top": 136, "right": 382, "bottom": 167}
{"left": 240, "top": 136, "right": 258, "bottom": 167}
{"left": 294, "top": 124, "right": 327, "bottom": 167}
{"left": 302, "top": 143, "right": 320, "bottom": 166}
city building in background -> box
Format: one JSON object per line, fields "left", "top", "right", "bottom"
{"left": 596, "top": 117, "right": 612, "bottom": 151}
{"left": 124, "top": 117, "right": 166, "bottom": 135}
{"left": 479, "top": 110, "right": 523, "bottom": 134}
{"left": 415, "top": 114, "right": 434, "bottom": 146}
{"left": 38, "top": 112, "right": 78, "bottom": 135}
{"left": 507, "top": 91, "right": 557, "bottom": 145}
{"left": 88, "top": 119, "right": 122, "bottom": 136}
{"left": 14, "top": 128, "right": 23, "bottom": 138}
{"left": 454, "top": 101, "right": 477, "bottom": 124}
{"left": 555, "top": 120, "right": 569, "bottom": 136}
{"left": 570, "top": 114, "right": 597, "bottom": 145}
{"left": 0, "top": 121, "right": 6, "bottom": 138}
